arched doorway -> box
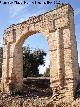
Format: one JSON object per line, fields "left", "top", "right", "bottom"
{"left": 20, "top": 32, "right": 51, "bottom": 97}
{"left": 1, "top": 4, "right": 79, "bottom": 101}
{"left": 13, "top": 31, "right": 50, "bottom": 90}
{"left": 22, "top": 32, "right": 50, "bottom": 77}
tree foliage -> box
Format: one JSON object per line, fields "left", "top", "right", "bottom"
{"left": 0, "top": 46, "right": 47, "bottom": 78}
{"left": 23, "top": 46, "right": 47, "bottom": 77}
{"left": 44, "top": 68, "right": 50, "bottom": 77}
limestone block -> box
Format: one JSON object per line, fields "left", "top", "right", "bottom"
{"left": 3, "top": 45, "right": 7, "bottom": 59}
{"left": 35, "top": 22, "right": 40, "bottom": 31}
{"left": 55, "top": 16, "right": 68, "bottom": 29}
{"left": 49, "top": 41, "right": 57, "bottom": 51}
{"left": 50, "top": 32, "right": 57, "bottom": 41}
{"left": 63, "top": 29, "right": 71, "bottom": 48}
{"left": 29, "top": 23, "right": 35, "bottom": 31}
{"left": 48, "top": 33, "right": 57, "bottom": 51}
{"left": 1, "top": 4, "right": 79, "bottom": 101}
{"left": 9, "top": 58, "right": 13, "bottom": 76}
{"left": 9, "top": 43, "right": 15, "bottom": 58}
{"left": 6, "top": 32, "right": 14, "bottom": 43}
{"left": 2, "top": 61, "right": 7, "bottom": 80}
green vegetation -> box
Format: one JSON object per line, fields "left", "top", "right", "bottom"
{"left": 23, "top": 46, "right": 46, "bottom": 77}
{"left": 44, "top": 68, "right": 50, "bottom": 77}
{"left": 0, "top": 46, "right": 47, "bottom": 78}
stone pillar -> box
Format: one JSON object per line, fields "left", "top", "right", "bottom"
{"left": 48, "top": 32, "right": 58, "bottom": 90}
{"left": 49, "top": 29, "right": 65, "bottom": 93}
{"left": 56, "top": 29, "right": 65, "bottom": 88}
{"left": 61, "top": 9, "right": 79, "bottom": 100}
{"left": 1, "top": 28, "right": 18, "bottom": 92}
{"left": 49, "top": 5, "right": 79, "bottom": 101}
{"left": 62, "top": 27, "right": 79, "bottom": 100}
{"left": 1, "top": 43, "right": 10, "bottom": 92}
{"left": 13, "top": 45, "right": 23, "bottom": 90}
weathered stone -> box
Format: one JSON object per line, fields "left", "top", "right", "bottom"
{"left": 1, "top": 4, "right": 79, "bottom": 102}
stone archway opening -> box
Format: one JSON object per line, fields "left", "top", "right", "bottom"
{"left": 13, "top": 32, "right": 53, "bottom": 97}
{"left": 22, "top": 32, "right": 50, "bottom": 77}
{"left": 1, "top": 4, "right": 80, "bottom": 101}
{"left": 22, "top": 32, "right": 52, "bottom": 97}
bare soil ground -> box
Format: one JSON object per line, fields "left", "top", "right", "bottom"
{"left": 0, "top": 78, "right": 80, "bottom": 107}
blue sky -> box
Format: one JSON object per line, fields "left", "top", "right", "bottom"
{"left": 0, "top": 0, "right": 80, "bottom": 73}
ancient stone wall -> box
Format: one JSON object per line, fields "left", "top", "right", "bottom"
{"left": 1, "top": 4, "right": 79, "bottom": 101}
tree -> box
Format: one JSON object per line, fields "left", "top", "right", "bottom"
{"left": 23, "top": 46, "right": 47, "bottom": 77}
{"left": 0, "top": 47, "right": 3, "bottom": 77}
{"left": 0, "top": 46, "right": 47, "bottom": 78}
{"left": 44, "top": 67, "right": 50, "bottom": 77}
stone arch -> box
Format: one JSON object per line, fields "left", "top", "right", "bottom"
{"left": 13, "top": 30, "right": 50, "bottom": 90}
{"left": 1, "top": 4, "right": 80, "bottom": 101}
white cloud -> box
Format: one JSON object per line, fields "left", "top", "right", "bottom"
{"left": 9, "top": 0, "right": 52, "bottom": 23}
{"left": 0, "top": 39, "right": 3, "bottom": 47}
{"left": 19, "top": 18, "right": 26, "bottom": 22}
{"left": 0, "top": 44, "right": 2, "bottom": 47}
{"left": 18, "top": 9, "right": 44, "bottom": 23}
{"left": 9, "top": 5, "right": 25, "bottom": 18}
{"left": 74, "top": 8, "right": 80, "bottom": 16}
{"left": 38, "top": 58, "right": 50, "bottom": 74}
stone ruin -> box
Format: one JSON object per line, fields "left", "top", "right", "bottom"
{"left": 1, "top": 3, "right": 80, "bottom": 101}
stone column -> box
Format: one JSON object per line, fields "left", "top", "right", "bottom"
{"left": 56, "top": 29, "right": 65, "bottom": 88}
{"left": 62, "top": 27, "right": 79, "bottom": 100}
{"left": 62, "top": 28, "right": 74, "bottom": 101}
{"left": 13, "top": 45, "right": 23, "bottom": 91}
{"left": 61, "top": 9, "right": 80, "bottom": 100}
{"left": 48, "top": 32, "right": 58, "bottom": 90}
{"left": 1, "top": 43, "right": 10, "bottom": 92}
{"left": 49, "top": 29, "right": 65, "bottom": 93}
{"left": 1, "top": 28, "right": 18, "bottom": 92}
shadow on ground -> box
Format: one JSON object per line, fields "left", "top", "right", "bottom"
{"left": 10, "top": 78, "right": 53, "bottom": 98}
